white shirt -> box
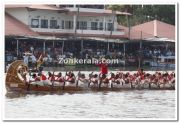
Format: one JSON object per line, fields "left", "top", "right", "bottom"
{"left": 30, "top": 47, "right": 34, "bottom": 52}
{"left": 30, "top": 55, "right": 36, "bottom": 63}
{"left": 23, "top": 55, "right": 29, "bottom": 65}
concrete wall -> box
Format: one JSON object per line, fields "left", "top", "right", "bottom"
{"left": 6, "top": 8, "right": 123, "bottom": 36}
{"left": 28, "top": 9, "right": 117, "bottom": 30}
{"left": 6, "top": 8, "right": 29, "bottom": 25}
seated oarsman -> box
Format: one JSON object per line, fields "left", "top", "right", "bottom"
{"left": 149, "top": 74, "right": 156, "bottom": 85}
{"left": 48, "top": 72, "right": 55, "bottom": 82}
{"left": 38, "top": 72, "right": 47, "bottom": 81}
{"left": 100, "top": 74, "right": 109, "bottom": 85}
{"left": 123, "top": 73, "right": 130, "bottom": 84}
{"left": 66, "top": 73, "right": 75, "bottom": 83}
{"left": 32, "top": 74, "right": 40, "bottom": 81}
{"left": 139, "top": 73, "right": 145, "bottom": 84}
{"left": 159, "top": 73, "right": 168, "bottom": 86}
{"left": 156, "top": 73, "right": 163, "bottom": 86}
{"left": 29, "top": 73, "right": 41, "bottom": 84}
{"left": 90, "top": 74, "right": 99, "bottom": 84}
{"left": 77, "top": 72, "right": 87, "bottom": 83}
{"left": 129, "top": 74, "right": 136, "bottom": 85}
{"left": 169, "top": 72, "right": 175, "bottom": 84}
{"left": 110, "top": 73, "right": 121, "bottom": 85}
{"left": 29, "top": 71, "right": 51, "bottom": 86}
{"left": 56, "top": 72, "right": 65, "bottom": 83}
{"left": 118, "top": 72, "right": 125, "bottom": 85}
{"left": 109, "top": 73, "right": 116, "bottom": 82}
{"left": 154, "top": 74, "right": 160, "bottom": 86}
{"left": 143, "top": 73, "right": 151, "bottom": 84}
{"left": 131, "top": 73, "right": 137, "bottom": 84}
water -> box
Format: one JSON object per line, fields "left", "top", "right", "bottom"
{"left": 5, "top": 90, "right": 175, "bottom": 119}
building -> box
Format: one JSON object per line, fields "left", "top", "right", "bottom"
{"left": 5, "top": 4, "right": 131, "bottom": 65}
{"left": 5, "top": 4, "right": 131, "bottom": 39}
{"left": 5, "top": 4, "right": 175, "bottom": 68}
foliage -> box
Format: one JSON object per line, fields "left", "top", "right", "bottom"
{"left": 107, "top": 5, "right": 175, "bottom": 26}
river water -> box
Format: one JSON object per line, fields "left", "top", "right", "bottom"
{"left": 5, "top": 90, "right": 175, "bottom": 119}
{"left": 5, "top": 69, "right": 176, "bottom": 120}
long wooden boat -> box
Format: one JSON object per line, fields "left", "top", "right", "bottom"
{"left": 5, "top": 60, "right": 175, "bottom": 93}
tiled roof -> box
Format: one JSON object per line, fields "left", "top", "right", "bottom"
{"left": 5, "top": 4, "right": 68, "bottom": 11}
{"left": 118, "top": 20, "right": 175, "bottom": 40}
{"left": 5, "top": 12, "right": 39, "bottom": 37}
{"left": 131, "top": 20, "right": 175, "bottom": 40}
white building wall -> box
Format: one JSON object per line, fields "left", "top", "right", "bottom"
{"left": 6, "top": 8, "right": 122, "bottom": 35}
{"left": 6, "top": 8, "right": 29, "bottom": 25}
{"left": 29, "top": 10, "right": 116, "bottom": 30}
{"left": 66, "top": 7, "right": 106, "bottom": 14}
{"left": 29, "top": 10, "right": 73, "bottom": 28}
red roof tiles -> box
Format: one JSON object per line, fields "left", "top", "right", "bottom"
{"left": 131, "top": 20, "right": 175, "bottom": 40}
{"left": 118, "top": 20, "right": 175, "bottom": 40}
{"left": 5, "top": 4, "right": 68, "bottom": 11}
{"left": 5, "top": 13, "right": 39, "bottom": 37}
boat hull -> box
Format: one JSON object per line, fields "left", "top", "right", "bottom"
{"left": 6, "top": 81, "right": 175, "bottom": 93}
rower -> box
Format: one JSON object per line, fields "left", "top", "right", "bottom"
{"left": 91, "top": 74, "right": 98, "bottom": 84}
{"left": 124, "top": 73, "right": 130, "bottom": 84}
{"left": 30, "top": 73, "right": 40, "bottom": 82}
{"left": 100, "top": 74, "right": 109, "bottom": 84}
{"left": 109, "top": 73, "right": 115, "bottom": 82}
{"left": 56, "top": 72, "right": 64, "bottom": 83}
{"left": 66, "top": 73, "right": 75, "bottom": 83}
{"left": 77, "top": 72, "right": 87, "bottom": 83}
{"left": 48, "top": 72, "right": 55, "bottom": 81}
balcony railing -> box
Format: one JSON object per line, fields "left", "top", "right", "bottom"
{"left": 30, "top": 25, "right": 125, "bottom": 35}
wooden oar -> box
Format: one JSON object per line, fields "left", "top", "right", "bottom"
{"left": 88, "top": 72, "right": 93, "bottom": 87}
{"left": 62, "top": 71, "right": 68, "bottom": 90}
{"left": 76, "top": 71, "right": 80, "bottom": 87}
{"left": 98, "top": 72, "right": 102, "bottom": 89}
{"left": 51, "top": 71, "right": 55, "bottom": 90}
{"left": 26, "top": 70, "right": 32, "bottom": 91}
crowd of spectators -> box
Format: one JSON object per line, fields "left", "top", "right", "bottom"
{"left": 5, "top": 41, "right": 175, "bottom": 67}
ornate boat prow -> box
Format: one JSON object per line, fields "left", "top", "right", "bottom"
{"left": 6, "top": 60, "right": 28, "bottom": 91}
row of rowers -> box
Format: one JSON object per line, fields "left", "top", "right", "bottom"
{"left": 29, "top": 70, "right": 175, "bottom": 85}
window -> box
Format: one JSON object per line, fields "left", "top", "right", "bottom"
{"left": 31, "top": 19, "right": 39, "bottom": 28}
{"left": 50, "top": 20, "right": 58, "bottom": 29}
{"left": 41, "top": 19, "right": 48, "bottom": 28}
{"left": 99, "top": 22, "right": 103, "bottom": 30}
{"left": 61, "top": 20, "right": 64, "bottom": 29}
{"left": 77, "top": 21, "right": 87, "bottom": 30}
{"left": 65, "top": 21, "right": 73, "bottom": 29}
{"left": 91, "top": 22, "right": 98, "bottom": 30}
{"left": 107, "top": 23, "right": 114, "bottom": 31}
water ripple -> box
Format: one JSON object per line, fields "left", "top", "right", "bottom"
{"left": 5, "top": 90, "right": 175, "bottom": 119}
